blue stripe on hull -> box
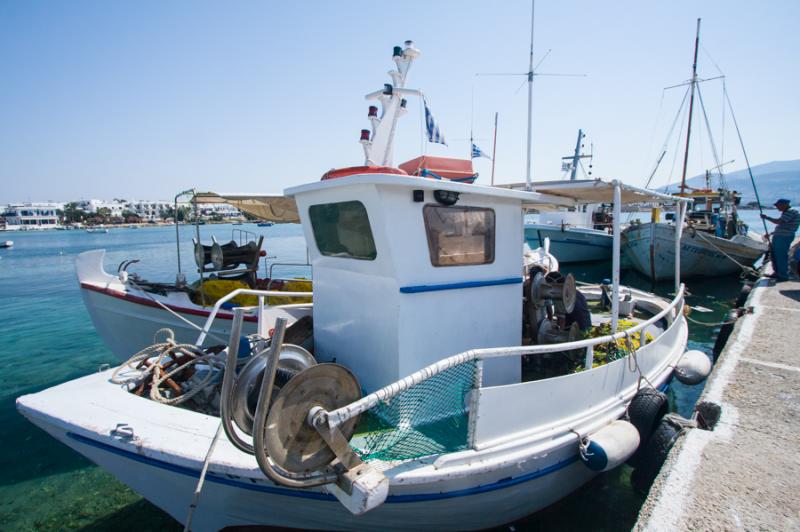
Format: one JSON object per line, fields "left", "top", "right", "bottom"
{"left": 400, "top": 277, "right": 522, "bottom": 294}
{"left": 66, "top": 431, "right": 579, "bottom": 503}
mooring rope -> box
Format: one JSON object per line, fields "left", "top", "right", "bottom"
{"left": 183, "top": 422, "right": 224, "bottom": 532}
{"left": 127, "top": 278, "right": 229, "bottom": 346}
{"left": 685, "top": 314, "right": 737, "bottom": 328}
{"left": 692, "top": 229, "right": 758, "bottom": 276}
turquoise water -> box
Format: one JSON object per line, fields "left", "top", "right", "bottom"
{"left": 0, "top": 221, "right": 751, "bottom": 530}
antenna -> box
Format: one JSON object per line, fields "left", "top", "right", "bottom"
{"left": 362, "top": 41, "right": 423, "bottom": 167}
{"left": 475, "top": 0, "right": 585, "bottom": 188}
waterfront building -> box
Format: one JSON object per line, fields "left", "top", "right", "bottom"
{"left": 3, "top": 202, "right": 64, "bottom": 228}
{"left": 74, "top": 199, "right": 127, "bottom": 217}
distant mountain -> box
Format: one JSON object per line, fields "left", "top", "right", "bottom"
{"left": 658, "top": 159, "right": 800, "bottom": 205}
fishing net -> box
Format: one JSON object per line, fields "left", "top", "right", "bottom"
{"left": 350, "top": 360, "right": 478, "bottom": 461}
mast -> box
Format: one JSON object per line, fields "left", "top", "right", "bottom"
{"left": 490, "top": 112, "right": 499, "bottom": 185}
{"left": 570, "top": 129, "right": 583, "bottom": 181}
{"left": 679, "top": 18, "right": 701, "bottom": 195}
{"left": 525, "top": 0, "right": 535, "bottom": 190}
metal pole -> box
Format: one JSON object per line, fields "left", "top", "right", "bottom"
{"left": 525, "top": 0, "right": 535, "bottom": 191}
{"left": 674, "top": 201, "right": 686, "bottom": 294}
{"left": 194, "top": 195, "right": 205, "bottom": 306}
{"left": 570, "top": 129, "right": 583, "bottom": 181}
{"left": 175, "top": 193, "right": 181, "bottom": 275}
{"left": 491, "top": 112, "right": 498, "bottom": 186}
{"left": 611, "top": 181, "right": 621, "bottom": 331}
{"left": 679, "top": 18, "right": 701, "bottom": 195}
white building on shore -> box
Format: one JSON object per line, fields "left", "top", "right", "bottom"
{"left": 74, "top": 199, "right": 127, "bottom": 217}
{"left": 3, "top": 202, "right": 65, "bottom": 229}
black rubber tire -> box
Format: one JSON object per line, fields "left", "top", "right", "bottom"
{"left": 734, "top": 283, "right": 752, "bottom": 308}
{"left": 712, "top": 320, "right": 735, "bottom": 360}
{"left": 626, "top": 388, "right": 669, "bottom": 468}
{"left": 630, "top": 418, "right": 683, "bottom": 494}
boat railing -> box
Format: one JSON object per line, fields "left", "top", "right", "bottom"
{"left": 324, "top": 284, "right": 685, "bottom": 431}
{"left": 265, "top": 262, "right": 312, "bottom": 289}
{"left": 195, "top": 287, "right": 313, "bottom": 345}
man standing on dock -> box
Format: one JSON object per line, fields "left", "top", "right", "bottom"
{"left": 762, "top": 198, "right": 800, "bottom": 281}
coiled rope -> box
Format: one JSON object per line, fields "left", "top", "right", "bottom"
{"left": 110, "top": 328, "right": 222, "bottom": 406}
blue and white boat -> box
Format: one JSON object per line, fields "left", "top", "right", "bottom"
{"left": 525, "top": 203, "right": 612, "bottom": 263}
{"left": 523, "top": 132, "right": 613, "bottom": 264}
{"left": 17, "top": 40, "right": 697, "bottom": 531}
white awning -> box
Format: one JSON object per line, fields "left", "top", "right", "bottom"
{"left": 192, "top": 192, "right": 300, "bottom": 223}
{"left": 498, "top": 179, "right": 692, "bottom": 206}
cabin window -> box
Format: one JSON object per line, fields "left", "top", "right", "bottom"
{"left": 309, "top": 201, "right": 377, "bottom": 260}
{"left": 423, "top": 205, "right": 495, "bottom": 266}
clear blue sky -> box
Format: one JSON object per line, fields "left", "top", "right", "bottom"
{"left": 1, "top": 0, "right": 797, "bottom": 203}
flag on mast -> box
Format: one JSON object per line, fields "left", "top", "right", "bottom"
{"left": 472, "top": 143, "right": 491, "bottom": 159}
{"left": 423, "top": 97, "right": 447, "bottom": 145}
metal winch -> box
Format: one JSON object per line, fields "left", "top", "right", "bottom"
{"left": 524, "top": 269, "right": 578, "bottom": 345}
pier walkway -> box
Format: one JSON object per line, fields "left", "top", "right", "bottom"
{"left": 636, "top": 274, "right": 800, "bottom": 530}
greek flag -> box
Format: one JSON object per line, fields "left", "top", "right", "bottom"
{"left": 472, "top": 143, "right": 491, "bottom": 159}
{"left": 424, "top": 98, "right": 447, "bottom": 145}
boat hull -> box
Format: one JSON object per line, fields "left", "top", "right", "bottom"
{"left": 525, "top": 224, "right": 612, "bottom": 263}
{"left": 17, "top": 374, "right": 597, "bottom": 531}
{"left": 17, "top": 306, "right": 688, "bottom": 531}
{"left": 76, "top": 250, "right": 311, "bottom": 361}
{"left": 622, "top": 222, "right": 766, "bottom": 281}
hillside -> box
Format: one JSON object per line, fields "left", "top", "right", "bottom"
{"left": 659, "top": 159, "right": 800, "bottom": 205}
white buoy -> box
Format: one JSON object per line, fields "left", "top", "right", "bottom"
{"left": 674, "top": 350, "right": 712, "bottom": 385}
{"left": 580, "top": 419, "right": 640, "bottom": 472}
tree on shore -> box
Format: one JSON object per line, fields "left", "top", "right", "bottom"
{"left": 62, "top": 202, "right": 87, "bottom": 224}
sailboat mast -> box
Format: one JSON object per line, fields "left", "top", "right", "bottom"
{"left": 679, "top": 18, "right": 701, "bottom": 195}
{"left": 525, "top": 0, "right": 535, "bottom": 190}
{"left": 570, "top": 129, "right": 583, "bottom": 181}
{"left": 491, "top": 112, "right": 499, "bottom": 185}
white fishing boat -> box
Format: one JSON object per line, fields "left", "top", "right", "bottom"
{"left": 621, "top": 19, "right": 767, "bottom": 281}
{"left": 78, "top": 190, "right": 554, "bottom": 362}
{"left": 623, "top": 191, "right": 767, "bottom": 281}
{"left": 0, "top": 240, "right": 13, "bottom": 248}
{"left": 525, "top": 131, "right": 613, "bottom": 264}
{"left": 76, "top": 199, "right": 312, "bottom": 361}
{"left": 18, "top": 40, "right": 703, "bottom": 531}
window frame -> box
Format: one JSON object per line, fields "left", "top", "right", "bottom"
{"left": 422, "top": 204, "right": 496, "bottom": 267}
{"left": 308, "top": 200, "right": 377, "bottom": 261}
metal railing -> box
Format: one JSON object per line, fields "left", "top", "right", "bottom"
{"left": 195, "top": 287, "right": 313, "bottom": 345}
{"left": 324, "top": 284, "right": 685, "bottom": 430}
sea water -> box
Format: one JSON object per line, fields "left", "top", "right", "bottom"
{"left": 0, "top": 217, "right": 761, "bottom": 530}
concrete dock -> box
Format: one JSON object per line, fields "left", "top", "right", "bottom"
{"left": 635, "top": 274, "right": 800, "bottom": 530}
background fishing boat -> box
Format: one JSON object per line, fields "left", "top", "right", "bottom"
{"left": 621, "top": 19, "right": 768, "bottom": 281}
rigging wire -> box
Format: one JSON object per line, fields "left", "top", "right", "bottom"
{"left": 644, "top": 86, "right": 691, "bottom": 190}
{"left": 723, "top": 85, "right": 773, "bottom": 243}
{"left": 665, "top": 97, "right": 691, "bottom": 193}
{"left": 696, "top": 85, "right": 725, "bottom": 189}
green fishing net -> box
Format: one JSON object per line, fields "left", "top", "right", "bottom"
{"left": 350, "top": 360, "right": 478, "bottom": 461}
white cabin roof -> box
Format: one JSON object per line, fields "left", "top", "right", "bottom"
{"left": 284, "top": 173, "right": 575, "bottom": 209}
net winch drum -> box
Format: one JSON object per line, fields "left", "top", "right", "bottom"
{"left": 211, "top": 240, "right": 259, "bottom": 271}
{"left": 531, "top": 271, "right": 577, "bottom": 314}
{"left": 537, "top": 320, "right": 580, "bottom": 345}
{"left": 264, "top": 363, "right": 362, "bottom": 474}
{"left": 193, "top": 238, "right": 215, "bottom": 268}
{"left": 231, "top": 344, "right": 317, "bottom": 435}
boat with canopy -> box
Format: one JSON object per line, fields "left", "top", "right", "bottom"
{"left": 19, "top": 39, "right": 700, "bottom": 531}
